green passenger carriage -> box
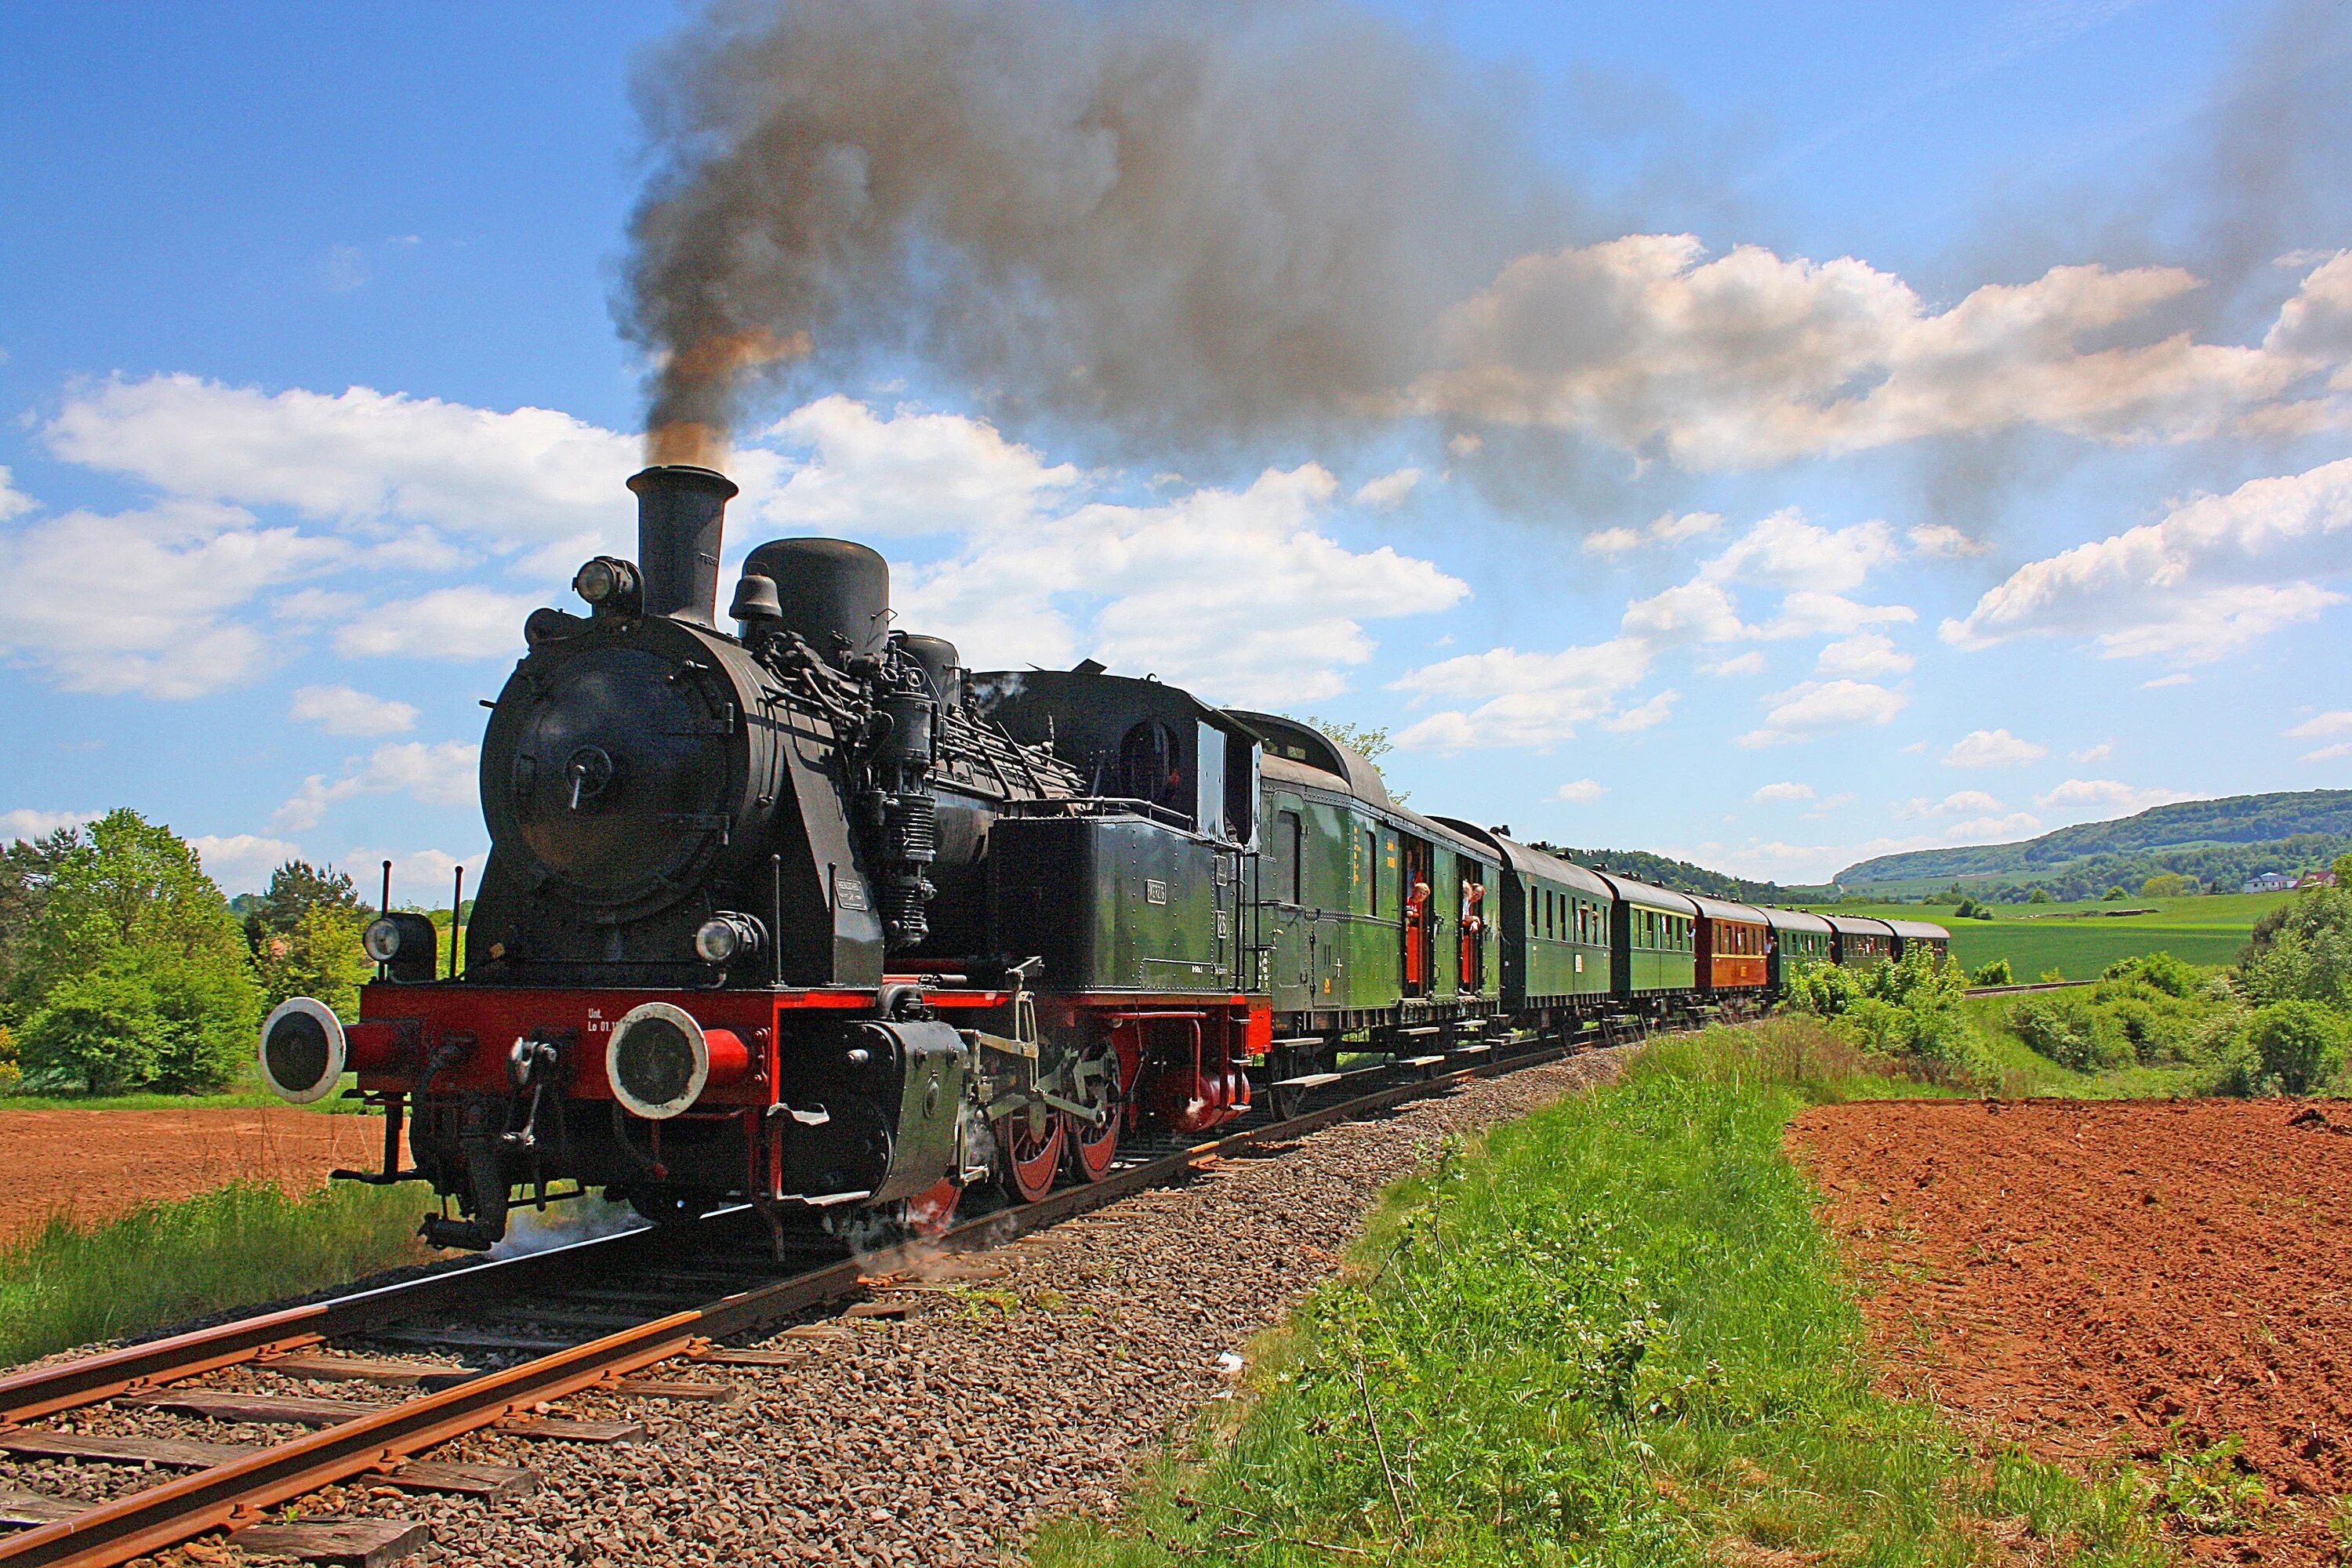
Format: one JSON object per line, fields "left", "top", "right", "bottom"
{"left": 1762, "top": 906, "right": 1835, "bottom": 993}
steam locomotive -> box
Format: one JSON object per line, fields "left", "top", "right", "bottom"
{"left": 257, "top": 465, "right": 1947, "bottom": 1250}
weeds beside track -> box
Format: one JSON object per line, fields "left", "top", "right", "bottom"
{"left": 0, "top": 1181, "right": 426, "bottom": 1369}
{"left": 1033, "top": 1024, "right": 2171, "bottom": 1566}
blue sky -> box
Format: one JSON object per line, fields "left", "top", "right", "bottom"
{"left": 2, "top": 0, "right": 2346, "bottom": 898}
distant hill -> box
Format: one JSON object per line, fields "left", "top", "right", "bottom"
{"left": 1527, "top": 844, "right": 1825, "bottom": 905}
{"left": 1833, "top": 789, "right": 2352, "bottom": 898}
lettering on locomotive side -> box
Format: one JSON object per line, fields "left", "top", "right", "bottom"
{"left": 1145, "top": 879, "right": 1169, "bottom": 905}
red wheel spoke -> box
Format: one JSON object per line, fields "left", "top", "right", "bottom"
{"left": 1064, "top": 1109, "right": 1118, "bottom": 1183}
{"left": 997, "top": 1112, "right": 1064, "bottom": 1203}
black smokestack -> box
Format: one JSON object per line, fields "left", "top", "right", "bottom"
{"left": 628, "top": 464, "right": 739, "bottom": 624}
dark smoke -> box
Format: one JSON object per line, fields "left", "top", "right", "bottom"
{"left": 620, "top": 0, "right": 1566, "bottom": 462}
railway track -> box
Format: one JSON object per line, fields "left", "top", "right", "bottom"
{"left": 0, "top": 1032, "right": 1596, "bottom": 1567}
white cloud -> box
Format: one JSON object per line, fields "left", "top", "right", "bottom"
{"left": 291, "top": 684, "right": 419, "bottom": 736}
{"left": 1701, "top": 510, "right": 1901, "bottom": 593}
{"left": 188, "top": 833, "right": 303, "bottom": 894}
{"left": 2071, "top": 742, "right": 2114, "bottom": 764}
{"left": 752, "top": 394, "right": 1078, "bottom": 536}
{"left": 1943, "top": 456, "right": 2352, "bottom": 664}
{"left": 1704, "top": 650, "right": 1766, "bottom": 677}
{"left": 45, "top": 374, "right": 637, "bottom": 546}
{"left": 1652, "top": 510, "right": 1724, "bottom": 543}
{"left": 2032, "top": 778, "right": 2199, "bottom": 815}
{"left": 1621, "top": 580, "right": 1751, "bottom": 644}
{"left": 1602, "top": 689, "right": 1678, "bottom": 731}
{"left": 276, "top": 741, "right": 481, "bottom": 831}
{"left": 336, "top": 586, "right": 539, "bottom": 661}
{"left": 0, "top": 808, "right": 102, "bottom": 842}
{"left": 1908, "top": 522, "right": 1987, "bottom": 557}
{"left": 899, "top": 459, "right": 1464, "bottom": 706}
{"left": 2305, "top": 742, "right": 2352, "bottom": 761}
{"left": 2141, "top": 673, "right": 2194, "bottom": 688}
{"left": 0, "top": 466, "right": 35, "bottom": 520}
{"left": 1580, "top": 510, "right": 1721, "bottom": 557}
{"left": 1553, "top": 779, "right": 1606, "bottom": 803}
{"left": 1903, "top": 789, "right": 2005, "bottom": 818}
{"left": 1815, "top": 631, "right": 1914, "bottom": 677}
{"left": 1420, "top": 238, "right": 2347, "bottom": 469}
{"left": 1352, "top": 467, "right": 1422, "bottom": 508}
{"left": 1751, "top": 781, "right": 1815, "bottom": 803}
{"left": 1942, "top": 728, "right": 2049, "bottom": 768}
{"left": 2286, "top": 711, "right": 2352, "bottom": 737}
{"left": 1737, "top": 679, "right": 1907, "bottom": 746}
{"left": 1392, "top": 635, "right": 1653, "bottom": 751}
{"left": 0, "top": 498, "right": 341, "bottom": 698}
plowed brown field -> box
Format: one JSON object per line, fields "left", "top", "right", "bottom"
{"left": 0, "top": 1107, "right": 389, "bottom": 1243}
{"left": 1791, "top": 1097, "right": 2352, "bottom": 1564}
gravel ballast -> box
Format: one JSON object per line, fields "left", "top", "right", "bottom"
{"left": 120, "top": 1048, "right": 1633, "bottom": 1566}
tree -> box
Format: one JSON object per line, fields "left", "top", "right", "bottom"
{"left": 2102, "top": 885, "right": 2129, "bottom": 901}
{"left": 2335, "top": 851, "right": 2352, "bottom": 884}
{"left": 245, "top": 860, "right": 371, "bottom": 1020}
{"left": 255, "top": 903, "right": 372, "bottom": 1021}
{"left": 9, "top": 811, "right": 260, "bottom": 1094}
{"left": 243, "top": 859, "right": 364, "bottom": 950}
{"left": 2141, "top": 872, "right": 2194, "bottom": 898}
{"left": 2028, "top": 887, "right": 2053, "bottom": 904}
{"left": 2239, "top": 884, "right": 2352, "bottom": 1008}
{"left": 0, "top": 828, "right": 78, "bottom": 1015}
{"left": 1972, "top": 959, "right": 2014, "bottom": 986}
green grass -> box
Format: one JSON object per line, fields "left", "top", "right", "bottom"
{"left": 1964, "top": 1014, "right": 2223, "bottom": 1100}
{"left": 1809, "top": 893, "right": 2286, "bottom": 981}
{"left": 0, "top": 1179, "right": 429, "bottom": 1367}
{"left": 1029, "top": 1025, "right": 2169, "bottom": 1567}
{"left": 0, "top": 1069, "right": 373, "bottom": 1113}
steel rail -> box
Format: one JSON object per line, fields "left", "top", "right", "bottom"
{"left": 0, "top": 1037, "right": 1581, "bottom": 1567}
{"left": 0, "top": 1209, "right": 724, "bottom": 1427}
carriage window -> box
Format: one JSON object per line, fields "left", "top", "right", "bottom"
{"left": 1274, "top": 811, "right": 1303, "bottom": 904}
{"left": 1364, "top": 829, "right": 1380, "bottom": 916}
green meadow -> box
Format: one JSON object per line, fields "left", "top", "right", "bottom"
{"left": 1803, "top": 891, "right": 2288, "bottom": 980}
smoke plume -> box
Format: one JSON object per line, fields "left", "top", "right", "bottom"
{"left": 621, "top": 0, "right": 1563, "bottom": 463}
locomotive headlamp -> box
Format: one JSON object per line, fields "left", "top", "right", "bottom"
{"left": 363, "top": 917, "right": 404, "bottom": 963}
{"left": 572, "top": 555, "right": 641, "bottom": 612}
{"left": 693, "top": 911, "right": 765, "bottom": 966}
{"left": 361, "top": 913, "right": 440, "bottom": 983}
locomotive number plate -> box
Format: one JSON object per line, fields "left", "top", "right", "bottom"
{"left": 1145, "top": 879, "right": 1168, "bottom": 905}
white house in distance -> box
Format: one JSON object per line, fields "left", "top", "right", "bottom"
{"left": 2243, "top": 871, "right": 2296, "bottom": 894}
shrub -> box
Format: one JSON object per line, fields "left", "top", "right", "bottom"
{"left": 2102, "top": 950, "right": 2199, "bottom": 999}
{"left": 2142, "top": 872, "right": 2194, "bottom": 898}
{"left": 1791, "top": 961, "right": 1859, "bottom": 1018}
{"left": 2243, "top": 1000, "right": 2346, "bottom": 1093}
{"left": 2009, "top": 993, "right": 2132, "bottom": 1071}
{"left": 2102, "top": 885, "right": 2128, "bottom": 901}
{"left": 17, "top": 967, "right": 171, "bottom": 1093}
{"left": 1971, "top": 959, "right": 2015, "bottom": 987}
{"left": 2029, "top": 887, "right": 2053, "bottom": 904}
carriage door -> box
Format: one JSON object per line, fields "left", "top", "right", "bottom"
{"left": 1400, "top": 837, "right": 1433, "bottom": 996}
{"left": 1457, "top": 872, "right": 1486, "bottom": 994}
{"left": 1269, "top": 807, "right": 1309, "bottom": 1011}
